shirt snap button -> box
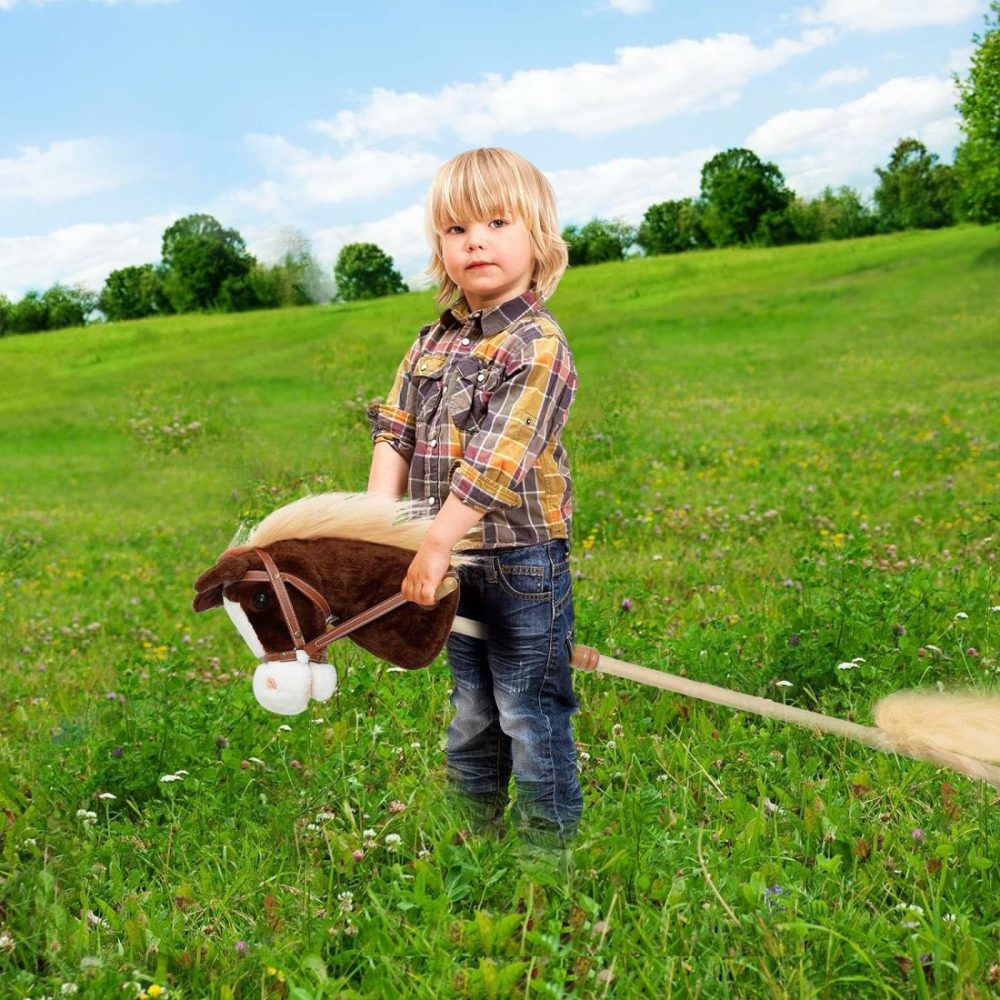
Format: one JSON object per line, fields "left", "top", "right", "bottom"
{"left": 428, "top": 497, "right": 437, "bottom": 505}
{"left": 461, "top": 337, "right": 470, "bottom": 345}
{"left": 477, "top": 373, "right": 485, "bottom": 382}
{"left": 429, "top": 438, "right": 438, "bottom": 448}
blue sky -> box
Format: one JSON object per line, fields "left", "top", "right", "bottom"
{"left": 0, "top": 0, "right": 985, "bottom": 299}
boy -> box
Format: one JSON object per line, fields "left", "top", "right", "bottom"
{"left": 367, "top": 147, "right": 582, "bottom": 848}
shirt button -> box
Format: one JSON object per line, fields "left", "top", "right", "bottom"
{"left": 420, "top": 363, "right": 427, "bottom": 371}
{"left": 429, "top": 438, "right": 438, "bottom": 448}
{"left": 461, "top": 337, "right": 470, "bottom": 346}
{"left": 428, "top": 497, "right": 436, "bottom": 505}
{"left": 477, "top": 372, "right": 485, "bottom": 382}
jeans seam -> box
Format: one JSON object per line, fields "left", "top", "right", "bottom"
{"left": 534, "top": 544, "right": 561, "bottom": 834}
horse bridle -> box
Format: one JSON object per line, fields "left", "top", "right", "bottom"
{"left": 229, "top": 548, "right": 451, "bottom": 664}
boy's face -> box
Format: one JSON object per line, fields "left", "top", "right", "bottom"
{"left": 440, "top": 211, "right": 534, "bottom": 311}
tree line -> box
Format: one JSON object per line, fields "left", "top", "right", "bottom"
{"left": 1, "top": 2, "right": 995, "bottom": 335}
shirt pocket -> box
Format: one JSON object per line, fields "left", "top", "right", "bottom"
{"left": 411, "top": 353, "right": 448, "bottom": 423}
{"left": 447, "top": 356, "right": 504, "bottom": 432}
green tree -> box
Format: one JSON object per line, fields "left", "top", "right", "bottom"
{"left": 7, "top": 291, "right": 49, "bottom": 333}
{"left": 99, "top": 263, "right": 166, "bottom": 321}
{"left": 954, "top": 1, "right": 1000, "bottom": 222}
{"left": 561, "top": 218, "right": 637, "bottom": 265}
{"left": 333, "top": 243, "right": 407, "bottom": 301}
{"left": 637, "top": 199, "right": 706, "bottom": 255}
{"left": 699, "top": 148, "right": 793, "bottom": 246}
{"left": 42, "top": 284, "right": 97, "bottom": 329}
{"left": 160, "top": 213, "right": 255, "bottom": 312}
{"left": 0, "top": 293, "right": 10, "bottom": 336}
{"left": 874, "top": 138, "right": 957, "bottom": 231}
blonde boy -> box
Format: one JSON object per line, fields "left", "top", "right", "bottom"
{"left": 367, "top": 148, "right": 582, "bottom": 846}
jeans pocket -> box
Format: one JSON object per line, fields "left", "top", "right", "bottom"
{"left": 496, "top": 562, "right": 551, "bottom": 602}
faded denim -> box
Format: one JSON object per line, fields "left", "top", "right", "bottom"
{"left": 445, "top": 539, "right": 583, "bottom": 845}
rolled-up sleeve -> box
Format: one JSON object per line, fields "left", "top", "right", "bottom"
{"left": 368, "top": 342, "right": 420, "bottom": 461}
{"left": 450, "top": 332, "right": 577, "bottom": 512}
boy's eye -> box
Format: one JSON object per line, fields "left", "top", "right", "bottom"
{"left": 446, "top": 224, "right": 464, "bottom": 235}
{"left": 490, "top": 218, "right": 508, "bottom": 228}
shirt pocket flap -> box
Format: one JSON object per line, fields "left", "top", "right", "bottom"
{"left": 413, "top": 354, "right": 448, "bottom": 379}
{"left": 455, "top": 356, "right": 503, "bottom": 392}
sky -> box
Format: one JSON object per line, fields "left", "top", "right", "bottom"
{"left": 0, "top": 0, "right": 986, "bottom": 300}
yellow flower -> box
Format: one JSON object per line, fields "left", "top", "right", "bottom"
{"left": 148, "top": 986, "right": 165, "bottom": 999}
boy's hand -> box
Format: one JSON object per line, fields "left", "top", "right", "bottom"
{"left": 402, "top": 538, "right": 453, "bottom": 608}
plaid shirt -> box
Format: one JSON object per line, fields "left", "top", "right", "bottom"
{"left": 368, "top": 290, "right": 577, "bottom": 551}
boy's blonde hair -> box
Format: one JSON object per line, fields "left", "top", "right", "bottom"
{"left": 424, "top": 147, "right": 568, "bottom": 307}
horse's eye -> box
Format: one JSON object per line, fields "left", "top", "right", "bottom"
{"left": 252, "top": 591, "right": 270, "bottom": 611}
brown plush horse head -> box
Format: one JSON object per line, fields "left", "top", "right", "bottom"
{"left": 193, "top": 493, "right": 467, "bottom": 713}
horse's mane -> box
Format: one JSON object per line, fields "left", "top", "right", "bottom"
{"left": 237, "top": 492, "right": 475, "bottom": 565}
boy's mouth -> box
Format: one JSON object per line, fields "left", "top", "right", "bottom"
{"left": 467, "top": 261, "right": 492, "bottom": 270}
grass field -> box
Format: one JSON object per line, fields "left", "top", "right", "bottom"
{"left": 0, "top": 225, "right": 998, "bottom": 998}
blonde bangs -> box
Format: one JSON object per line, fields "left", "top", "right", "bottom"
{"left": 424, "top": 148, "right": 568, "bottom": 307}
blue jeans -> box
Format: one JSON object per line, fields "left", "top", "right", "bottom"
{"left": 445, "top": 539, "right": 583, "bottom": 846}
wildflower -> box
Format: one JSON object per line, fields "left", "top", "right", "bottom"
{"left": 363, "top": 828, "right": 376, "bottom": 839}
{"left": 338, "top": 891, "right": 354, "bottom": 913}
{"left": 592, "top": 920, "right": 611, "bottom": 936}
{"left": 788, "top": 634, "right": 800, "bottom": 647}
{"left": 774, "top": 680, "right": 793, "bottom": 688}
{"left": 234, "top": 940, "right": 248, "bottom": 956}
{"left": 0, "top": 930, "right": 14, "bottom": 953}
{"left": 147, "top": 986, "right": 165, "bottom": 998}
{"left": 409, "top": 741, "right": 421, "bottom": 749}
{"left": 372, "top": 724, "right": 383, "bottom": 736}
{"left": 389, "top": 800, "right": 406, "bottom": 814}
{"left": 278, "top": 724, "right": 291, "bottom": 732}
{"left": 385, "top": 833, "right": 402, "bottom": 849}
{"left": 79, "top": 955, "right": 101, "bottom": 973}
{"left": 352, "top": 849, "right": 364, "bottom": 861}
{"left": 620, "top": 598, "right": 633, "bottom": 612}
{"left": 159, "top": 774, "right": 183, "bottom": 783}
{"left": 966, "top": 647, "right": 980, "bottom": 658}
{"left": 97, "top": 792, "right": 116, "bottom": 801}
{"left": 911, "top": 828, "right": 925, "bottom": 845}
{"left": 943, "top": 913, "right": 957, "bottom": 924}
{"left": 955, "top": 612, "right": 969, "bottom": 620}
{"left": 76, "top": 809, "right": 97, "bottom": 827}
{"left": 579, "top": 751, "right": 591, "bottom": 761}
{"left": 216, "top": 736, "right": 230, "bottom": 749}
{"left": 61, "top": 985, "right": 79, "bottom": 996}
{"left": 836, "top": 662, "right": 857, "bottom": 671}
{"left": 893, "top": 624, "right": 906, "bottom": 636}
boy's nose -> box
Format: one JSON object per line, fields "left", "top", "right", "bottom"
{"left": 466, "top": 225, "right": 488, "bottom": 250}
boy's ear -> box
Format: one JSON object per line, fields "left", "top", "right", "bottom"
{"left": 192, "top": 552, "right": 252, "bottom": 613}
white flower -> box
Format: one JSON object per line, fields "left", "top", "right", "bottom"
{"left": 943, "top": 912, "right": 957, "bottom": 924}
{"left": 61, "top": 984, "right": 79, "bottom": 996}
{"left": 85, "top": 910, "right": 107, "bottom": 928}
{"left": 278, "top": 724, "right": 292, "bottom": 732}
{"left": 0, "top": 930, "right": 14, "bottom": 953}
{"left": 313, "top": 718, "right": 325, "bottom": 724}
{"left": 97, "top": 792, "right": 116, "bottom": 801}
{"left": 247, "top": 757, "right": 265, "bottom": 766}
{"left": 409, "top": 741, "right": 421, "bottom": 749}
{"left": 372, "top": 724, "right": 384, "bottom": 735}
{"left": 925, "top": 644, "right": 942, "bottom": 653}
{"left": 836, "top": 662, "right": 857, "bottom": 671}
{"left": 774, "top": 680, "right": 794, "bottom": 688}
{"left": 363, "top": 828, "right": 376, "bottom": 839}
{"left": 160, "top": 774, "right": 183, "bottom": 783}
{"left": 955, "top": 612, "right": 968, "bottom": 619}
{"left": 384, "top": 833, "right": 402, "bottom": 849}
{"left": 338, "top": 891, "right": 354, "bottom": 912}
{"left": 651, "top": 554, "right": 663, "bottom": 561}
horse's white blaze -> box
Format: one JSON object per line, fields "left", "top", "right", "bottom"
{"left": 223, "top": 596, "right": 265, "bottom": 658}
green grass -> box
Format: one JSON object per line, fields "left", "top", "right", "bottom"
{"left": 1, "top": 225, "right": 999, "bottom": 998}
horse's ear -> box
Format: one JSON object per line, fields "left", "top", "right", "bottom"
{"left": 192, "top": 553, "right": 252, "bottom": 613}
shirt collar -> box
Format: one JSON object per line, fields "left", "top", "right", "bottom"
{"left": 442, "top": 289, "right": 539, "bottom": 337}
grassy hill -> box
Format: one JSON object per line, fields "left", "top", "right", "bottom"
{"left": 0, "top": 226, "right": 998, "bottom": 997}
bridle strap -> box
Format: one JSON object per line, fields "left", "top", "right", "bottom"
{"left": 239, "top": 547, "right": 453, "bottom": 664}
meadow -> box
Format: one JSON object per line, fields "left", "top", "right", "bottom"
{"left": 0, "top": 224, "right": 998, "bottom": 998}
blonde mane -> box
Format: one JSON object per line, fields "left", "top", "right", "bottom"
{"left": 238, "top": 492, "right": 475, "bottom": 565}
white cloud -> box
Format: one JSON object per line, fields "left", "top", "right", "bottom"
{"left": 312, "top": 29, "right": 832, "bottom": 143}
{"left": 0, "top": 213, "right": 176, "bottom": 300}
{"left": 548, "top": 150, "right": 713, "bottom": 223}
{"left": 0, "top": 138, "right": 144, "bottom": 204}
{"left": 947, "top": 45, "right": 975, "bottom": 74}
{"left": 221, "top": 138, "right": 437, "bottom": 216}
{"left": 812, "top": 65, "right": 870, "bottom": 89}
{"left": 800, "top": 0, "right": 981, "bottom": 32}
{"left": 608, "top": 0, "right": 653, "bottom": 14}
{"left": 309, "top": 202, "right": 429, "bottom": 289}
{"left": 747, "top": 75, "right": 961, "bottom": 195}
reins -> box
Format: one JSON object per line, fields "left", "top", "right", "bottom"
{"left": 232, "top": 548, "right": 447, "bottom": 664}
